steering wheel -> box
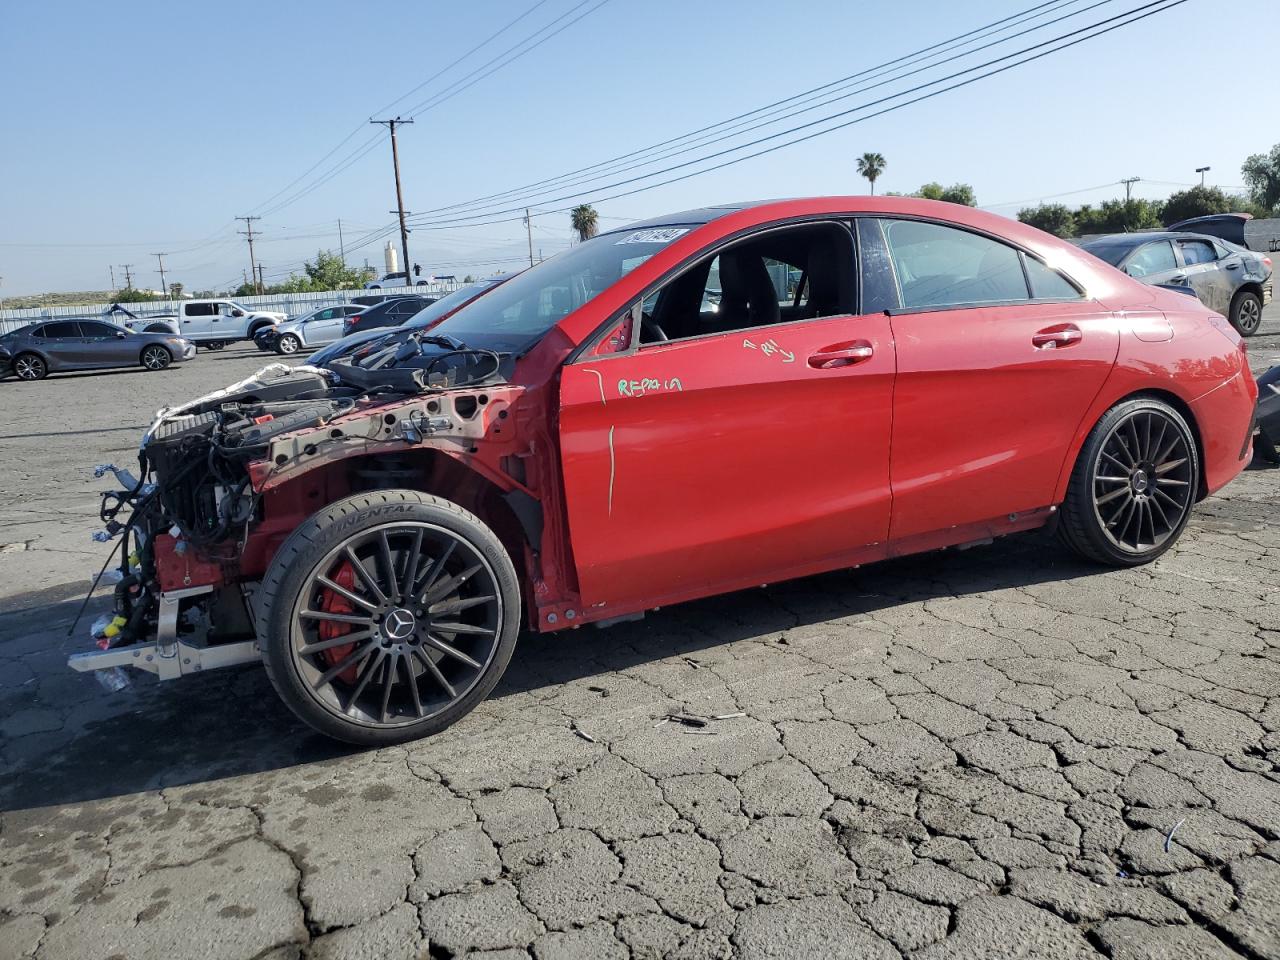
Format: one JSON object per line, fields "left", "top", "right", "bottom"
{"left": 640, "top": 312, "right": 668, "bottom": 342}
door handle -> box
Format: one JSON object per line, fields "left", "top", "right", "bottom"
{"left": 807, "top": 341, "right": 874, "bottom": 369}
{"left": 1170, "top": 274, "right": 1188, "bottom": 283}
{"left": 1225, "top": 262, "right": 1240, "bottom": 270}
{"left": 1032, "top": 325, "right": 1082, "bottom": 349}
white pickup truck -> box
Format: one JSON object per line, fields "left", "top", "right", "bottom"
{"left": 172, "top": 299, "right": 287, "bottom": 348}
{"left": 106, "top": 300, "right": 285, "bottom": 348}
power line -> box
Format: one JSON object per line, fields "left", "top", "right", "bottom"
{"left": 403, "top": 0, "right": 1188, "bottom": 232}
{"left": 421, "top": 0, "right": 1103, "bottom": 219}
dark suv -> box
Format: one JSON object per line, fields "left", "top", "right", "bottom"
{"left": 342, "top": 296, "right": 435, "bottom": 337}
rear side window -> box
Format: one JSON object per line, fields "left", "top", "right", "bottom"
{"left": 185, "top": 303, "right": 216, "bottom": 317}
{"left": 41, "top": 321, "right": 83, "bottom": 338}
{"left": 880, "top": 219, "right": 1029, "bottom": 308}
{"left": 1024, "top": 256, "right": 1083, "bottom": 300}
{"left": 1178, "top": 239, "right": 1217, "bottom": 265}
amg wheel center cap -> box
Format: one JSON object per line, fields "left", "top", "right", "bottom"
{"left": 1131, "top": 470, "right": 1149, "bottom": 493}
{"left": 383, "top": 608, "right": 417, "bottom": 640}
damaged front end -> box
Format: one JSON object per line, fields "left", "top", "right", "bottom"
{"left": 70, "top": 345, "right": 526, "bottom": 691}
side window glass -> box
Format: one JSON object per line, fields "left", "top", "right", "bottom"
{"left": 1024, "top": 256, "right": 1083, "bottom": 300}
{"left": 81, "top": 322, "right": 118, "bottom": 337}
{"left": 637, "top": 223, "right": 854, "bottom": 345}
{"left": 881, "top": 219, "right": 1029, "bottom": 308}
{"left": 1125, "top": 241, "right": 1176, "bottom": 277}
{"left": 857, "top": 219, "right": 901, "bottom": 314}
{"left": 1179, "top": 240, "right": 1216, "bottom": 265}
{"left": 44, "top": 321, "right": 82, "bottom": 338}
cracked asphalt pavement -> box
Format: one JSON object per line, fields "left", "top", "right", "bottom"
{"left": 1, "top": 307, "right": 1279, "bottom": 960}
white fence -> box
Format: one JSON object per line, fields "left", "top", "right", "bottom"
{"left": 0, "top": 283, "right": 461, "bottom": 334}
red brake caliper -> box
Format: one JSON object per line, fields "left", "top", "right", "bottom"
{"left": 318, "top": 562, "right": 361, "bottom": 684}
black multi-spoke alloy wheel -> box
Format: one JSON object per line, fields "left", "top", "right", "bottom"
{"left": 1059, "top": 398, "right": 1199, "bottom": 566}
{"left": 1229, "top": 291, "right": 1262, "bottom": 337}
{"left": 141, "top": 345, "right": 172, "bottom": 370}
{"left": 259, "top": 491, "right": 520, "bottom": 745}
{"left": 13, "top": 353, "right": 47, "bottom": 381}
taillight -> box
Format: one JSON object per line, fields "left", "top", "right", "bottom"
{"left": 1263, "top": 256, "right": 1272, "bottom": 270}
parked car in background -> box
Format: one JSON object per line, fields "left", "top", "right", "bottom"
{"left": 1079, "top": 232, "right": 1272, "bottom": 335}
{"left": 364, "top": 270, "right": 426, "bottom": 289}
{"left": 340, "top": 295, "right": 435, "bottom": 337}
{"left": 0, "top": 319, "right": 194, "bottom": 380}
{"left": 106, "top": 303, "right": 180, "bottom": 335}
{"left": 308, "top": 275, "right": 513, "bottom": 366}
{"left": 254, "top": 304, "right": 365, "bottom": 354}
{"left": 172, "top": 299, "right": 287, "bottom": 348}
{"left": 1166, "top": 213, "right": 1280, "bottom": 254}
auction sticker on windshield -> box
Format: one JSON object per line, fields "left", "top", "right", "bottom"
{"left": 615, "top": 228, "right": 690, "bottom": 244}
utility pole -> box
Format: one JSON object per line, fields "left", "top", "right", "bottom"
{"left": 109, "top": 265, "right": 117, "bottom": 291}
{"left": 256, "top": 263, "right": 266, "bottom": 293}
{"left": 1121, "top": 177, "right": 1141, "bottom": 202}
{"left": 371, "top": 118, "right": 413, "bottom": 285}
{"left": 152, "top": 252, "right": 169, "bottom": 297}
{"left": 337, "top": 218, "right": 346, "bottom": 266}
{"left": 524, "top": 208, "right": 535, "bottom": 268}
{"left": 120, "top": 264, "right": 135, "bottom": 289}
{"left": 1196, "top": 166, "right": 1210, "bottom": 187}
{"left": 236, "top": 216, "right": 262, "bottom": 294}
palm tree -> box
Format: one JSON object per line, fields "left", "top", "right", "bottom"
{"left": 856, "top": 152, "right": 887, "bottom": 195}
{"left": 570, "top": 204, "right": 599, "bottom": 243}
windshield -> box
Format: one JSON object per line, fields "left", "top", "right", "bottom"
{"left": 1080, "top": 242, "right": 1132, "bottom": 267}
{"left": 429, "top": 226, "right": 695, "bottom": 352}
{"left": 403, "top": 279, "right": 504, "bottom": 330}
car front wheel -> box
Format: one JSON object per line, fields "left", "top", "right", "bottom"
{"left": 140, "top": 345, "right": 172, "bottom": 371}
{"left": 13, "top": 353, "right": 47, "bottom": 381}
{"left": 1229, "top": 290, "right": 1262, "bottom": 337}
{"left": 1058, "top": 397, "right": 1198, "bottom": 566}
{"left": 276, "top": 334, "right": 301, "bottom": 354}
{"left": 258, "top": 490, "right": 521, "bottom": 746}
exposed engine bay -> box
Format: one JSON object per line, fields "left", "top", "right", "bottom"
{"left": 71, "top": 350, "right": 525, "bottom": 690}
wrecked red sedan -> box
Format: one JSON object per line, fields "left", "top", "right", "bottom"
{"left": 73, "top": 197, "right": 1258, "bottom": 744}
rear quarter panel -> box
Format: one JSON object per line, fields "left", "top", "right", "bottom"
{"left": 1050, "top": 288, "right": 1255, "bottom": 502}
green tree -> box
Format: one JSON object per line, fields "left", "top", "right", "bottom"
{"left": 111, "top": 287, "right": 159, "bottom": 303}
{"left": 856, "top": 152, "right": 886, "bottom": 194}
{"left": 1017, "top": 203, "right": 1076, "bottom": 238}
{"left": 915, "top": 182, "right": 976, "bottom": 206}
{"left": 1075, "top": 198, "right": 1163, "bottom": 235}
{"left": 1242, "top": 142, "right": 1280, "bottom": 213}
{"left": 191, "top": 289, "right": 216, "bottom": 299}
{"left": 1160, "top": 185, "right": 1232, "bottom": 226}
{"left": 570, "top": 204, "right": 599, "bottom": 243}
{"left": 167, "top": 281, "right": 184, "bottom": 299}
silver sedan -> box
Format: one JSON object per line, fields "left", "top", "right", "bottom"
{"left": 0, "top": 319, "right": 196, "bottom": 381}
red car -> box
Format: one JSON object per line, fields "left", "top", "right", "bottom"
{"left": 73, "top": 197, "right": 1258, "bottom": 745}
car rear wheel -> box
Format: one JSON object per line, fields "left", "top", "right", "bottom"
{"left": 140, "top": 345, "right": 172, "bottom": 371}
{"left": 1058, "top": 398, "right": 1198, "bottom": 566}
{"left": 258, "top": 490, "right": 521, "bottom": 746}
{"left": 1229, "top": 291, "right": 1262, "bottom": 337}
{"left": 276, "top": 334, "right": 301, "bottom": 354}
{"left": 13, "top": 353, "right": 47, "bottom": 381}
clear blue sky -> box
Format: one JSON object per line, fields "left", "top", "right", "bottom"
{"left": 1, "top": 0, "right": 1274, "bottom": 297}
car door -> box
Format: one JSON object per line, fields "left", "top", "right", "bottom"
{"left": 867, "top": 217, "right": 1120, "bottom": 545}
{"left": 1175, "top": 238, "right": 1233, "bottom": 314}
{"left": 180, "top": 302, "right": 215, "bottom": 337}
{"left": 36, "top": 321, "right": 88, "bottom": 368}
{"left": 558, "top": 222, "right": 895, "bottom": 613}
{"left": 76, "top": 321, "right": 134, "bottom": 366}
